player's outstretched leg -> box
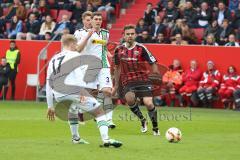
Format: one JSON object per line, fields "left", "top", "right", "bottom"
{"left": 68, "top": 104, "right": 89, "bottom": 144}
{"left": 143, "top": 97, "right": 160, "bottom": 136}
{"left": 98, "top": 90, "right": 116, "bottom": 129}
{"left": 93, "top": 107, "right": 122, "bottom": 148}
{"left": 125, "top": 92, "right": 147, "bottom": 133}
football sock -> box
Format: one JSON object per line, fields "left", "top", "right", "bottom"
{"left": 69, "top": 118, "right": 80, "bottom": 138}
{"left": 148, "top": 106, "right": 158, "bottom": 129}
{"left": 96, "top": 115, "right": 109, "bottom": 141}
{"left": 129, "top": 102, "right": 146, "bottom": 122}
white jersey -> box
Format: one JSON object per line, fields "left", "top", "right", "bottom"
{"left": 46, "top": 49, "right": 98, "bottom": 108}
{"left": 74, "top": 28, "right": 110, "bottom": 67}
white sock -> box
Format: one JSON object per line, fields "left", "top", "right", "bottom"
{"left": 96, "top": 115, "right": 109, "bottom": 141}
{"left": 106, "top": 110, "right": 113, "bottom": 122}
{"left": 69, "top": 122, "right": 80, "bottom": 138}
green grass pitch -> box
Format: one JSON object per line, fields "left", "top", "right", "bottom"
{"left": 0, "top": 101, "right": 240, "bottom": 160}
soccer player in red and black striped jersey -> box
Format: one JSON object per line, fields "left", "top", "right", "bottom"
{"left": 112, "top": 25, "right": 160, "bottom": 135}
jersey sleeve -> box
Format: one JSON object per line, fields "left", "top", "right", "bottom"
{"left": 141, "top": 45, "right": 157, "bottom": 64}
{"left": 46, "top": 58, "right": 54, "bottom": 108}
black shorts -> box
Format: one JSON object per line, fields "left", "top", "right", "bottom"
{"left": 119, "top": 81, "right": 153, "bottom": 98}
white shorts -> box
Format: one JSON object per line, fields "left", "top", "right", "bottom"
{"left": 55, "top": 94, "right": 100, "bottom": 113}
{"left": 97, "top": 68, "right": 112, "bottom": 90}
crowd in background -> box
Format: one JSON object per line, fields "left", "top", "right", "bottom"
{"left": 0, "top": 0, "right": 120, "bottom": 40}
{"left": 136, "top": 0, "right": 240, "bottom": 46}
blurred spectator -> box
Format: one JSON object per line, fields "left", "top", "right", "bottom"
{"left": 98, "top": 0, "right": 117, "bottom": 21}
{"left": 233, "top": 3, "right": 240, "bottom": 28}
{"left": 154, "top": 33, "right": 169, "bottom": 44}
{"left": 71, "top": 0, "right": 85, "bottom": 30}
{"left": 3, "top": 0, "right": 26, "bottom": 21}
{"left": 229, "top": 0, "right": 240, "bottom": 13}
{"left": 215, "top": 2, "right": 232, "bottom": 26}
{"left": 53, "top": 14, "right": 74, "bottom": 37}
{"left": 136, "top": 18, "right": 148, "bottom": 36}
{"left": 181, "top": 21, "right": 197, "bottom": 44}
{"left": 57, "top": 0, "right": 71, "bottom": 10}
{"left": 203, "top": 20, "right": 220, "bottom": 39}
{"left": 86, "top": 3, "right": 96, "bottom": 12}
{"left": 217, "top": 19, "right": 234, "bottom": 45}
{"left": 150, "top": 16, "right": 166, "bottom": 41}
{"left": 5, "top": 40, "right": 20, "bottom": 100}
{"left": 233, "top": 80, "right": 240, "bottom": 110}
{"left": 48, "top": 0, "right": 58, "bottom": 9}
{"left": 225, "top": 34, "right": 240, "bottom": 46}
{"left": 163, "top": 0, "right": 180, "bottom": 28}
{"left": 197, "top": 61, "right": 221, "bottom": 107}
{"left": 27, "top": 6, "right": 41, "bottom": 20}
{"left": 179, "top": 60, "right": 202, "bottom": 106}
{"left": 143, "top": 2, "right": 157, "bottom": 26}
{"left": 202, "top": 34, "right": 219, "bottom": 46}
{"left": 16, "top": 13, "right": 40, "bottom": 40}
{"left": 218, "top": 65, "right": 239, "bottom": 108}
{"left": 162, "top": 59, "right": 183, "bottom": 106}
{"left": 170, "top": 19, "right": 183, "bottom": 37}
{"left": 38, "top": 0, "right": 50, "bottom": 21}
{"left": 196, "top": 2, "right": 212, "bottom": 28}
{"left": 157, "top": 0, "right": 180, "bottom": 11}
{"left": 7, "top": 15, "right": 23, "bottom": 39}
{"left": 136, "top": 30, "right": 153, "bottom": 43}
{"left": 87, "top": 0, "right": 100, "bottom": 11}
{"left": 43, "top": 32, "right": 52, "bottom": 40}
{"left": 55, "top": 27, "right": 70, "bottom": 40}
{"left": 38, "top": 15, "right": 56, "bottom": 39}
{"left": 171, "top": 33, "right": 188, "bottom": 45}
{"left": 182, "top": 1, "right": 198, "bottom": 28}
{"left": 0, "top": 57, "right": 11, "bottom": 100}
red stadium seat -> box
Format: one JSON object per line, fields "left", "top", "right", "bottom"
{"left": 57, "top": 10, "right": 72, "bottom": 22}
{"left": 193, "top": 28, "right": 204, "bottom": 44}
{"left": 50, "top": 9, "right": 58, "bottom": 20}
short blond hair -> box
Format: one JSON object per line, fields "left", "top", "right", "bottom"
{"left": 61, "top": 34, "right": 77, "bottom": 47}
{"left": 82, "top": 11, "right": 93, "bottom": 19}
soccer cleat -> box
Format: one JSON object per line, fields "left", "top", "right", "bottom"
{"left": 153, "top": 128, "right": 160, "bottom": 136}
{"left": 141, "top": 120, "right": 148, "bottom": 133}
{"left": 72, "top": 136, "right": 89, "bottom": 144}
{"left": 108, "top": 120, "right": 116, "bottom": 129}
{"left": 101, "top": 139, "right": 122, "bottom": 148}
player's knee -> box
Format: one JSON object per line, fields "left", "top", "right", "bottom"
{"left": 143, "top": 97, "right": 154, "bottom": 108}
{"left": 125, "top": 92, "right": 136, "bottom": 105}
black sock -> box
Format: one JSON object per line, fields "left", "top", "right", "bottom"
{"left": 148, "top": 107, "right": 158, "bottom": 129}
{"left": 129, "top": 102, "right": 146, "bottom": 122}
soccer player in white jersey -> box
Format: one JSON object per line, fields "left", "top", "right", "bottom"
{"left": 46, "top": 34, "right": 122, "bottom": 147}
{"left": 74, "top": 11, "right": 115, "bottom": 128}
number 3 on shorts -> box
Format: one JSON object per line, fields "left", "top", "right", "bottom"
{"left": 106, "top": 77, "right": 110, "bottom": 83}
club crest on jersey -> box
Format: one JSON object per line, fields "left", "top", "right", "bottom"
{"left": 134, "top": 50, "right": 139, "bottom": 55}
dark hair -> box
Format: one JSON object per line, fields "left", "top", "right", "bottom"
{"left": 92, "top": 12, "right": 102, "bottom": 18}
{"left": 147, "top": 2, "right": 152, "bottom": 6}
{"left": 10, "top": 40, "right": 16, "bottom": 44}
{"left": 123, "top": 24, "right": 136, "bottom": 32}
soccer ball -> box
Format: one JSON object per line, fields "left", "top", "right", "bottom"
{"left": 165, "top": 127, "right": 182, "bottom": 143}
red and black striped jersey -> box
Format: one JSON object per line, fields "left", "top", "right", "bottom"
{"left": 113, "top": 42, "right": 157, "bottom": 85}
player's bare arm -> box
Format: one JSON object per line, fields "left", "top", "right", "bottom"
{"left": 112, "top": 65, "right": 121, "bottom": 96}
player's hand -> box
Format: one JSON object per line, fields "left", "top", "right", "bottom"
{"left": 112, "top": 86, "right": 118, "bottom": 97}
{"left": 47, "top": 107, "right": 55, "bottom": 121}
